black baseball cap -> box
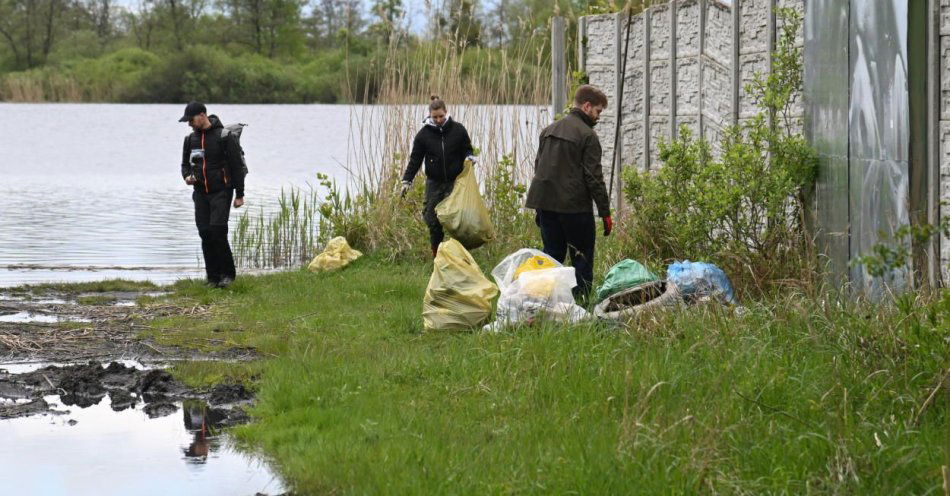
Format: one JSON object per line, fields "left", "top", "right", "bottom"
{"left": 178, "top": 101, "right": 207, "bottom": 122}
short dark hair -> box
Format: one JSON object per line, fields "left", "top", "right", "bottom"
{"left": 429, "top": 95, "right": 446, "bottom": 112}
{"left": 573, "top": 85, "right": 607, "bottom": 107}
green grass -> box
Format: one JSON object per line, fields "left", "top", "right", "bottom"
{"left": 149, "top": 256, "right": 948, "bottom": 494}
{"left": 10, "top": 278, "right": 162, "bottom": 295}
{"left": 76, "top": 295, "right": 118, "bottom": 305}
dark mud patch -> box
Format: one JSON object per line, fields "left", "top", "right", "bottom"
{"left": 0, "top": 288, "right": 257, "bottom": 364}
{"left": 0, "top": 361, "right": 253, "bottom": 423}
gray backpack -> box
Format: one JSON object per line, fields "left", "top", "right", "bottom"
{"left": 221, "top": 123, "right": 249, "bottom": 177}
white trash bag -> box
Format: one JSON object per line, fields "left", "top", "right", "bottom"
{"left": 490, "top": 248, "right": 560, "bottom": 292}
{"left": 483, "top": 254, "right": 589, "bottom": 332}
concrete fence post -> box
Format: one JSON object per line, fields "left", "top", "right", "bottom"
{"left": 927, "top": 0, "right": 942, "bottom": 287}
{"left": 552, "top": 16, "right": 567, "bottom": 121}
{"left": 644, "top": 7, "right": 653, "bottom": 171}
{"left": 731, "top": 0, "right": 740, "bottom": 125}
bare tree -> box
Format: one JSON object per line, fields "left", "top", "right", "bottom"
{"left": 127, "top": 0, "right": 158, "bottom": 50}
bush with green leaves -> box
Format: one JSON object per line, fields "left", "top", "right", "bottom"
{"left": 621, "top": 8, "right": 817, "bottom": 296}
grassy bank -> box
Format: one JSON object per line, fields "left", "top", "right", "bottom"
{"left": 146, "top": 257, "right": 948, "bottom": 494}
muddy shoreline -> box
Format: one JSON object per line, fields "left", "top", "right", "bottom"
{"left": 0, "top": 360, "right": 254, "bottom": 423}
{"left": 0, "top": 287, "right": 258, "bottom": 421}
{"left": 0, "top": 288, "right": 257, "bottom": 363}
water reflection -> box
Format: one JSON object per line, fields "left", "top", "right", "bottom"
{"left": 0, "top": 391, "right": 285, "bottom": 495}
{"left": 182, "top": 400, "right": 226, "bottom": 463}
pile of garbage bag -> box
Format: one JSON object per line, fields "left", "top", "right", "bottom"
{"left": 308, "top": 237, "right": 363, "bottom": 272}
{"left": 593, "top": 259, "right": 737, "bottom": 320}
{"left": 419, "top": 244, "right": 740, "bottom": 329}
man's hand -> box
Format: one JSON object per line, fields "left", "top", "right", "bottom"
{"left": 602, "top": 215, "right": 613, "bottom": 237}
{"left": 233, "top": 197, "right": 244, "bottom": 208}
{"left": 400, "top": 180, "right": 412, "bottom": 198}
{"left": 185, "top": 175, "right": 196, "bottom": 185}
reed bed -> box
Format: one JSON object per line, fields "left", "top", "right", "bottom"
{"left": 232, "top": 32, "right": 554, "bottom": 267}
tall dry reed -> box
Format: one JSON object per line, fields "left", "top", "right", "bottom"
{"left": 233, "top": 31, "right": 556, "bottom": 267}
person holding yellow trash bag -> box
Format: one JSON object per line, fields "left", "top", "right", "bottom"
{"left": 400, "top": 96, "right": 475, "bottom": 257}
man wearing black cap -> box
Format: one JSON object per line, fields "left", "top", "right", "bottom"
{"left": 179, "top": 102, "right": 245, "bottom": 288}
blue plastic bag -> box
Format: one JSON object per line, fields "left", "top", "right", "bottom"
{"left": 666, "top": 261, "right": 736, "bottom": 304}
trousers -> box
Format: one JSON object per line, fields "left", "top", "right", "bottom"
{"left": 536, "top": 209, "right": 596, "bottom": 298}
{"left": 193, "top": 189, "right": 236, "bottom": 283}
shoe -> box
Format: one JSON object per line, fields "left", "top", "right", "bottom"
{"left": 205, "top": 279, "right": 220, "bottom": 288}
{"left": 216, "top": 277, "right": 234, "bottom": 289}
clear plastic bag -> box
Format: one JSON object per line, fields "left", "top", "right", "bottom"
{"left": 483, "top": 264, "right": 589, "bottom": 332}
{"left": 666, "top": 261, "right": 737, "bottom": 304}
{"left": 490, "top": 248, "right": 560, "bottom": 293}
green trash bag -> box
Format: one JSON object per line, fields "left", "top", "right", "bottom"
{"left": 596, "top": 259, "right": 659, "bottom": 302}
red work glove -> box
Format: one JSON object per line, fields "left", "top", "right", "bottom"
{"left": 602, "top": 215, "right": 613, "bottom": 237}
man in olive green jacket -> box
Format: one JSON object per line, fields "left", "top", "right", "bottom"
{"left": 526, "top": 85, "right": 613, "bottom": 298}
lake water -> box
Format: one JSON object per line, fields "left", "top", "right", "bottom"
{"left": 0, "top": 103, "right": 547, "bottom": 287}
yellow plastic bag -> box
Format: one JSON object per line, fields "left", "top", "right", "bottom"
{"left": 423, "top": 239, "right": 499, "bottom": 331}
{"left": 307, "top": 237, "right": 363, "bottom": 272}
{"left": 512, "top": 255, "right": 559, "bottom": 281}
{"left": 435, "top": 160, "right": 495, "bottom": 250}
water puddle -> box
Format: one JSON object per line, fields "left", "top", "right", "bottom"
{"left": 0, "top": 396, "right": 285, "bottom": 495}
{"left": 0, "top": 311, "right": 90, "bottom": 324}
{"left": 0, "top": 361, "right": 286, "bottom": 495}
{"left": 0, "top": 359, "right": 147, "bottom": 375}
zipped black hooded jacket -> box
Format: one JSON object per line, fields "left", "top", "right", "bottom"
{"left": 181, "top": 115, "right": 246, "bottom": 198}
{"left": 402, "top": 116, "right": 474, "bottom": 184}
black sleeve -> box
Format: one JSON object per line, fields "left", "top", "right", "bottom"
{"left": 181, "top": 136, "right": 191, "bottom": 179}
{"left": 581, "top": 134, "right": 611, "bottom": 218}
{"left": 225, "top": 133, "right": 245, "bottom": 198}
{"left": 402, "top": 130, "right": 426, "bottom": 183}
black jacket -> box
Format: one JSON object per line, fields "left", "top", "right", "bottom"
{"left": 525, "top": 109, "right": 610, "bottom": 217}
{"left": 402, "top": 117, "right": 474, "bottom": 184}
{"left": 181, "top": 115, "right": 245, "bottom": 198}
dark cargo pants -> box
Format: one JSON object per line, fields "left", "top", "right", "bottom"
{"left": 423, "top": 179, "right": 455, "bottom": 251}
{"left": 194, "top": 188, "right": 236, "bottom": 284}
{"left": 536, "top": 209, "right": 596, "bottom": 299}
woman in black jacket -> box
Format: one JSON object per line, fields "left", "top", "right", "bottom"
{"left": 400, "top": 96, "right": 474, "bottom": 257}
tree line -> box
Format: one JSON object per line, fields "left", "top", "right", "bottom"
{"left": 0, "top": 0, "right": 615, "bottom": 102}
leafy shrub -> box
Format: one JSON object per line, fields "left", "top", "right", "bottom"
{"left": 127, "top": 45, "right": 306, "bottom": 103}
{"left": 621, "top": 8, "right": 817, "bottom": 296}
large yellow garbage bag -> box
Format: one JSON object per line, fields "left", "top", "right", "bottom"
{"left": 435, "top": 160, "right": 495, "bottom": 250}
{"left": 308, "top": 236, "right": 363, "bottom": 272}
{"left": 423, "top": 239, "right": 499, "bottom": 331}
